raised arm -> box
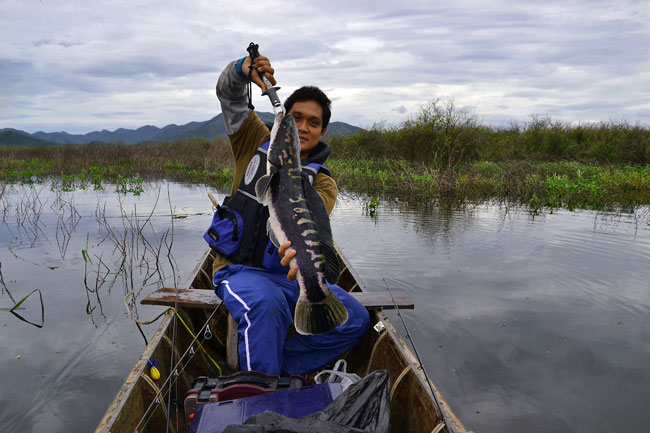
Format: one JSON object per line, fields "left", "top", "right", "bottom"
{"left": 216, "top": 56, "right": 276, "bottom": 135}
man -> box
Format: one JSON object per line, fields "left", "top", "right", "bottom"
{"left": 211, "top": 54, "right": 369, "bottom": 376}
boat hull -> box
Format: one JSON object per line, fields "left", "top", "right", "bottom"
{"left": 95, "top": 248, "right": 468, "bottom": 433}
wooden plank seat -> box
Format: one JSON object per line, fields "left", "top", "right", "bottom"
{"left": 141, "top": 288, "right": 414, "bottom": 311}
{"left": 142, "top": 287, "right": 414, "bottom": 370}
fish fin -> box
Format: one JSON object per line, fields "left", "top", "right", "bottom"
{"left": 254, "top": 169, "right": 276, "bottom": 202}
{"left": 266, "top": 218, "right": 280, "bottom": 248}
{"left": 294, "top": 291, "right": 349, "bottom": 335}
{"left": 320, "top": 242, "right": 340, "bottom": 284}
{"left": 301, "top": 175, "right": 340, "bottom": 284}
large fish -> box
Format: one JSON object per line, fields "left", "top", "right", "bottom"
{"left": 255, "top": 113, "right": 348, "bottom": 335}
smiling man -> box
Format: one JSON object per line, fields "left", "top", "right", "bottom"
{"left": 286, "top": 96, "right": 327, "bottom": 158}
{"left": 208, "top": 54, "right": 369, "bottom": 376}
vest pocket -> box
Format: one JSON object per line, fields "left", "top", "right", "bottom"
{"left": 203, "top": 204, "right": 243, "bottom": 256}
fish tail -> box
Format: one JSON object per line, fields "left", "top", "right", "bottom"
{"left": 294, "top": 291, "right": 349, "bottom": 335}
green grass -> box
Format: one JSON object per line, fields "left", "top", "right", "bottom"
{"left": 0, "top": 137, "right": 234, "bottom": 194}
{"left": 1, "top": 102, "right": 649, "bottom": 211}
{"left": 330, "top": 158, "right": 650, "bottom": 211}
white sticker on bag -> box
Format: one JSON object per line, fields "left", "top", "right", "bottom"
{"left": 244, "top": 154, "right": 260, "bottom": 185}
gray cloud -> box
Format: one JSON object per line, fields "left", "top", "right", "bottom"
{"left": 93, "top": 111, "right": 142, "bottom": 119}
{"left": 1, "top": 0, "right": 648, "bottom": 133}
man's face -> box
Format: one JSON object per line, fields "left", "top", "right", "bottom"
{"left": 288, "top": 100, "right": 328, "bottom": 159}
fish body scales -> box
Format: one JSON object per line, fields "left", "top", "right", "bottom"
{"left": 268, "top": 142, "right": 329, "bottom": 303}
{"left": 258, "top": 114, "right": 348, "bottom": 335}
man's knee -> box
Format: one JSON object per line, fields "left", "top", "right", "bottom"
{"left": 338, "top": 291, "right": 371, "bottom": 338}
{"left": 356, "top": 305, "right": 371, "bottom": 334}
{"left": 346, "top": 304, "right": 370, "bottom": 343}
{"left": 247, "top": 286, "right": 287, "bottom": 315}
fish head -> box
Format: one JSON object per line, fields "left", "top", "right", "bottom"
{"left": 268, "top": 113, "right": 301, "bottom": 169}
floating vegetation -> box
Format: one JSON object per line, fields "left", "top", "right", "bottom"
{"left": 330, "top": 158, "right": 650, "bottom": 214}
{"left": 115, "top": 175, "right": 144, "bottom": 195}
{"left": 48, "top": 169, "right": 145, "bottom": 195}
{"left": 0, "top": 159, "right": 49, "bottom": 185}
{"left": 363, "top": 196, "right": 380, "bottom": 217}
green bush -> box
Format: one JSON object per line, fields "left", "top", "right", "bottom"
{"left": 332, "top": 102, "right": 649, "bottom": 166}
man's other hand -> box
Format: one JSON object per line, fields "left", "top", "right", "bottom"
{"left": 278, "top": 241, "right": 298, "bottom": 281}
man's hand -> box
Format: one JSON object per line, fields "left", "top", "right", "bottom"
{"left": 241, "top": 55, "right": 276, "bottom": 93}
{"left": 278, "top": 241, "right": 298, "bottom": 281}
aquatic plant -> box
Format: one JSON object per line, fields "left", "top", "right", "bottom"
{"left": 0, "top": 287, "right": 45, "bottom": 328}
{"left": 1, "top": 108, "right": 648, "bottom": 212}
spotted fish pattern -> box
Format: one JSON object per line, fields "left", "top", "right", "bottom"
{"left": 255, "top": 113, "right": 348, "bottom": 335}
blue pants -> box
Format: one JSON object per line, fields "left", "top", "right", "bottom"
{"left": 213, "top": 264, "right": 370, "bottom": 375}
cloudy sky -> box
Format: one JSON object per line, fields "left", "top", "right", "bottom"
{"left": 1, "top": 0, "right": 649, "bottom": 134}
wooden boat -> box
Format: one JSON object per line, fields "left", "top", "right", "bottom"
{"left": 95, "top": 247, "right": 469, "bottom": 433}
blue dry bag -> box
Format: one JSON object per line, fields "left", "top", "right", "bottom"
{"left": 203, "top": 205, "right": 243, "bottom": 256}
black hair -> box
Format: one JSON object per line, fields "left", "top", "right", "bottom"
{"left": 284, "top": 86, "right": 331, "bottom": 131}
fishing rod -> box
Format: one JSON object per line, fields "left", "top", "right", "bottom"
{"left": 383, "top": 278, "right": 456, "bottom": 433}
{"left": 133, "top": 302, "right": 223, "bottom": 433}
{"left": 246, "top": 42, "right": 285, "bottom": 115}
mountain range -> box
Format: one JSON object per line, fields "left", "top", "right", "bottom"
{"left": 0, "top": 112, "right": 363, "bottom": 147}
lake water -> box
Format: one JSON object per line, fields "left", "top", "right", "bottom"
{"left": 1, "top": 181, "right": 649, "bottom": 433}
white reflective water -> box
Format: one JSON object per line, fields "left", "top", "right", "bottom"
{"left": 1, "top": 182, "right": 649, "bottom": 432}
{"left": 332, "top": 196, "right": 650, "bottom": 433}
{"left": 0, "top": 182, "right": 216, "bottom": 432}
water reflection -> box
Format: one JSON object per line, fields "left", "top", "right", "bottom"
{"left": 1, "top": 185, "right": 48, "bottom": 247}
{"left": 332, "top": 197, "right": 650, "bottom": 433}
{"left": 51, "top": 192, "right": 82, "bottom": 260}
{"left": 1, "top": 182, "right": 649, "bottom": 432}
{"left": 1, "top": 181, "right": 216, "bottom": 432}
{"left": 92, "top": 187, "right": 179, "bottom": 320}
{"left": 0, "top": 183, "right": 198, "bottom": 327}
